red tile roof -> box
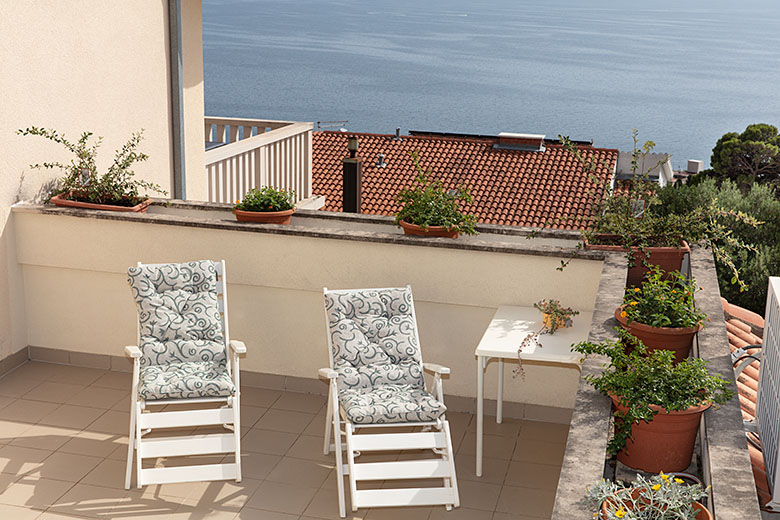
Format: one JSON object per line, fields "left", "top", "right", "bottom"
{"left": 722, "top": 297, "right": 770, "bottom": 509}
{"left": 311, "top": 131, "right": 618, "bottom": 230}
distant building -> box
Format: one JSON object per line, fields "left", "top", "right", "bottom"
{"left": 312, "top": 130, "right": 619, "bottom": 230}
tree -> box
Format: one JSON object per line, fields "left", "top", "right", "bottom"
{"left": 710, "top": 124, "right": 780, "bottom": 191}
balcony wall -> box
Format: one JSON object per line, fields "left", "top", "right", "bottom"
{"left": 11, "top": 202, "right": 604, "bottom": 414}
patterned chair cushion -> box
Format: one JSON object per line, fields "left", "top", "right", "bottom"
{"left": 127, "top": 260, "right": 226, "bottom": 368}
{"left": 324, "top": 288, "right": 424, "bottom": 393}
{"left": 139, "top": 361, "right": 235, "bottom": 400}
{"left": 339, "top": 384, "right": 446, "bottom": 424}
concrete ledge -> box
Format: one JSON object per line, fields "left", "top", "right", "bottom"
{"left": 22, "top": 345, "right": 572, "bottom": 424}
{"left": 552, "top": 252, "right": 626, "bottom": 518}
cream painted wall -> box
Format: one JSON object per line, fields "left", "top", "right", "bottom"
{"left": 0, "top": 2, "right": 207, "bottom": 360}
{"left": 13, "top": 210, "right": 601, "bottom": 408}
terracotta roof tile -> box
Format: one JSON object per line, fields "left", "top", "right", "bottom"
{"left": 311, "top": 131, "right": 618, "bottom": 230}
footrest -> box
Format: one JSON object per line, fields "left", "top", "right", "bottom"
{"left": 352, "top": 459, "right": 451, "bottom": 481}
{"left": 140, "top": 463, "right": 237, "bottom": 485}
{"left": 355, "top": 487, "right": 456, "bottom": 508}
{"left": 350, "top": 432, "right": 446, "bottom": 452}
{"left": 140, "top": 433, "right": 235, "bottom": 458}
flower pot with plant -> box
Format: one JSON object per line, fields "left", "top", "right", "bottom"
{"left": 615, "top": 266, "right": 707, "bottom": 363}
{"left": 558, "top": 130, "right": 759, "bottom": 289}
{"left": 534, "top": 299, "right": 579, "bottom": 334}
{"left": 233, "top": 186, "right": 296, "bottom": 224}
{"left": 572, "top": 330, "right": 732, "bottom": 472}
{"left": 17, "top": 127, "right": 166, "bottom": 212}
{"left": 587, "top": 473, "right": 712, "bottom": 519}
{"left": 394, "top": 151, "right": 477, "bottom": 238}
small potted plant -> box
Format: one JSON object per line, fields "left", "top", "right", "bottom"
{"left": 18, "top": 127, "right": 166, "bottom": 212}
{"left": 394, "top": 151, "right": 477, "bottom": 238}
{"left": 572, "top": 329, "right": 732, "bottom": 472}
{"left": 586, "top": 473, "right": 712, "bottom": 519}
{"left": 615, "top": 266, "right": 708, "bottom": 362}
{"left": 233, "top": 186, "right": 296, "bottom": 224}
{"left": 534, "top": 299, "right": 579, "bottom": 334}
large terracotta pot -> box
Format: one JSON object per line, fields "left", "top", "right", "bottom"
{"left": 233, "top": 208, "right": 294, "bottom": 224}
{"left": 50, "top": 191, "right": 151, "bottom": 213}
{"left": 399, "top": 220, "right": 458, "bottom": 238}
{"left": 615, "top": 306, "right": 702, "bottom": 363}
{"left": 600, "top": 487, "right": 712, "bottom": 519}
{"left": 612, "top": 395, "right": 710, "bottom": 472}
{"left": 585, "top": 235, "right": 690, "bottom": 287}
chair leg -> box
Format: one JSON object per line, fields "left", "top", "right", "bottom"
{"left": 345, "top": 424, "right": 358, "bottom": 512}
{"left": 135, "top": 401, "right": 143, "bottom": 488}
{"left": 324, "top": 390, "right": 333, "bottom": 455}
{"left": 330, "top": 385, "right": 346, "bottom": 518}
{"left": 233, "top": 395, "right": 242, "bottom": 482}
{"left": 442, "top": 419, "right": 460, "bottom": 508}
{"left": 125, "top": 397, "right": 136, "bottom": 490}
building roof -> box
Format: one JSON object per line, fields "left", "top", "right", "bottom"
{"left": 311, "top": 131, "right": 618, "bottom": 229}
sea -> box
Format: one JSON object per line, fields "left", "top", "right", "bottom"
{"left": 203, "top": 0, "right": 780, "bottom": 169}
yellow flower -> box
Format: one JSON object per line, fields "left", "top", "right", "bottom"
{"left": 620, "top": 311, "right": 627, "bottom": 318}
{"left": 675, "top": 478, "right": 685, "bottom": 484}
{"left": 652, "top": 484, "right": 661, "bottom": 491}
{"left": 634, "top": 287, "right": 641, "bottom": 292}
{"left": 615, "top": 509, "right": 626, "bottom": 518}
{"left": 660, "top": 472, "right": 669, "bottom": 481}
{"left": 672, "top": 289, "right": 677, "bottom": 293}
{"left": 629, "top": 301, "right": 638, "bottom": 306}
{"left": 235, "top": 200, "right": 240, "bottom": 204}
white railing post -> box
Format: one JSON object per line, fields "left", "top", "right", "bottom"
{"left": 204, "top": 117, "right": 315, "bottom": 204}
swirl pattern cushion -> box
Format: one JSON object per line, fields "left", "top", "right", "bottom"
{"left": 325, "top": 288, "right": 446, "bottom": 423}
{"left": 127, "top": 260, "right": 234, "bottom": 400}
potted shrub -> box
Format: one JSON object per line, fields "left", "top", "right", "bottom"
{"left": 572, "top": 330, "right": 732, "bottom": 472}
{"left": 233, "top": 186, "right": 295, "bottom": 224}
{"left": 615, "top": 266, "right": 708, "bottom": 362}
{"left": 534, "top": 299, "right": 579, "bottom": 334}
{"left": 17, "top": 126, "right": 165, "bottom": 212}
{"left": 394, "top": 151, "right": 477, "bottom": 238}
{"left": 586, "top": 473, "right": 712, "bottom": 519}
{"left": 559, "top": 131, "right": 759, "bottom": 289}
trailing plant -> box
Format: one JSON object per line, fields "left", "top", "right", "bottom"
{"left": 394, "top": 151, "right": 478, "bottom": 235}
{"left": 17, "top": 127, "right": 165, "bottom": 206}
{"left": 534, "top": 299, "right": 579, "bottom": 334}
{"left": 572, "top": 329, "right": 732, "bottom": 455}
{"left": 554, "top": 130, "right": 760, "bottom": 290}
{"left": 586, "top": 473, "right": 708, "bottom": 519}
{"left": 621, "top": 267, "right": 707, "bottom": 329}
{"left": 234, "top": 186, "right": 295, "bottom": 212}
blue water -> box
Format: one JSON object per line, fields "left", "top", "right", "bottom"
{"left": 203, "top": 0, "right": 780, "bottom": 169}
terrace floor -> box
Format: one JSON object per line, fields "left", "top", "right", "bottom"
{"left": 0, "top": 361, "right": 566, "bottom": 520}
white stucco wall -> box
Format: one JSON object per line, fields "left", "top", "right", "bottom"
{"left": 0, "top": 1, "right": 206, "bottom": 361}
{"left": 12, "top": 209, "right": 603, "bottom": 409}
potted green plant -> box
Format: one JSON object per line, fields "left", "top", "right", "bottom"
{"left": 615, "top": 266, "right": 708, "bottom": 362}
{"left": 587, "top": 473, "right": 712, "bottom": 519}
{"left": 534, "top": 299, "right": 579, "bottom": 334}
{"left": 233, "top": 186, "right": 295, "bottom": 224}
{"left": 559, "top": 130, "right": 759, "bottom": 289}
{"left": 394, "top": 151, "right": 477, "bottom": 238}
{"left": 572, "top": 329, "right": 732, "bottom": 472}
{"left": 17, "top": 127, "right": 166, "bottom": 212}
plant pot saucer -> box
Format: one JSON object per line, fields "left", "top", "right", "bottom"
{"left": 233, "top": 208, "right": 295, "bottom": 224}
{"left": 50, "top": 191, "right": 151, "bottom": 212}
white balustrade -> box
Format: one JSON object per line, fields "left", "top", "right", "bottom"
{"left": 205, "top": 117, "right": 314, "bottom": 204}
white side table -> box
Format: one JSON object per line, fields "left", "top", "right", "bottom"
{"left": 474, "top": 305, "right": 592, "bottom": 476}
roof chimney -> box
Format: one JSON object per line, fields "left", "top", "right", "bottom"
{"left": 392, "top": 128, "right": 402, "bottom": 141}
{"left": 687, "top": 160, "right": 703, "bottom": 174}
{"left": 342, "top": 137, "right": 362, "bottom": 213}
{"left": 495, "top": 132, "right": 546, "bottom": 152}
{"left": 376, "top": 153, "right": 387, "bottom": 168}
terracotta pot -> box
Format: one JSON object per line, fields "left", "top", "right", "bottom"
{"left": 399, "top": 220, "right": 458, "bottom": 238}
{"left": 585, "top": 235, "right": 690, "bottom": 287}
{"left": 615, "top": 306, "right": 701, "bottom": 363}
{"left": 542, "top": 312, "right": 572, "bottom": 331}
{"left": 233, "top": 208, "right": 294, "bottom": 224}
{"left": 50, "top": 191, "right": 151, "bottom": 213}
{"left": 611, "top": 395, "right": 710, "bottom": 472}
{"left": 600, "top": 487, "right": 712, "bottom": 520}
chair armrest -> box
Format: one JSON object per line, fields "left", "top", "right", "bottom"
{"left": 229, "top": 340, "right": 247, "bottom": 355}
{"left": 318, "top": 368, "right": 338, "bottom": 380}
{"left": 124, "top": 346, "right": 142, "bottom": 359}
{"left": 423, "top": 362, "right": 450, "bottom": 375}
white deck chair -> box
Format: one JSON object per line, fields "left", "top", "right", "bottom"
{"left": 124, "top": 259, "right": 246, "bottom": 488}
{"left": 319, "top": 286, "right": 459, "bottom": 517}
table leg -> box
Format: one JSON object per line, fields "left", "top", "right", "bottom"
{"left": 497, "top": 358, "right": 503, "bottom": 424}
{"left": 476, "top": 355, "right": 484, "bottom": 477}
